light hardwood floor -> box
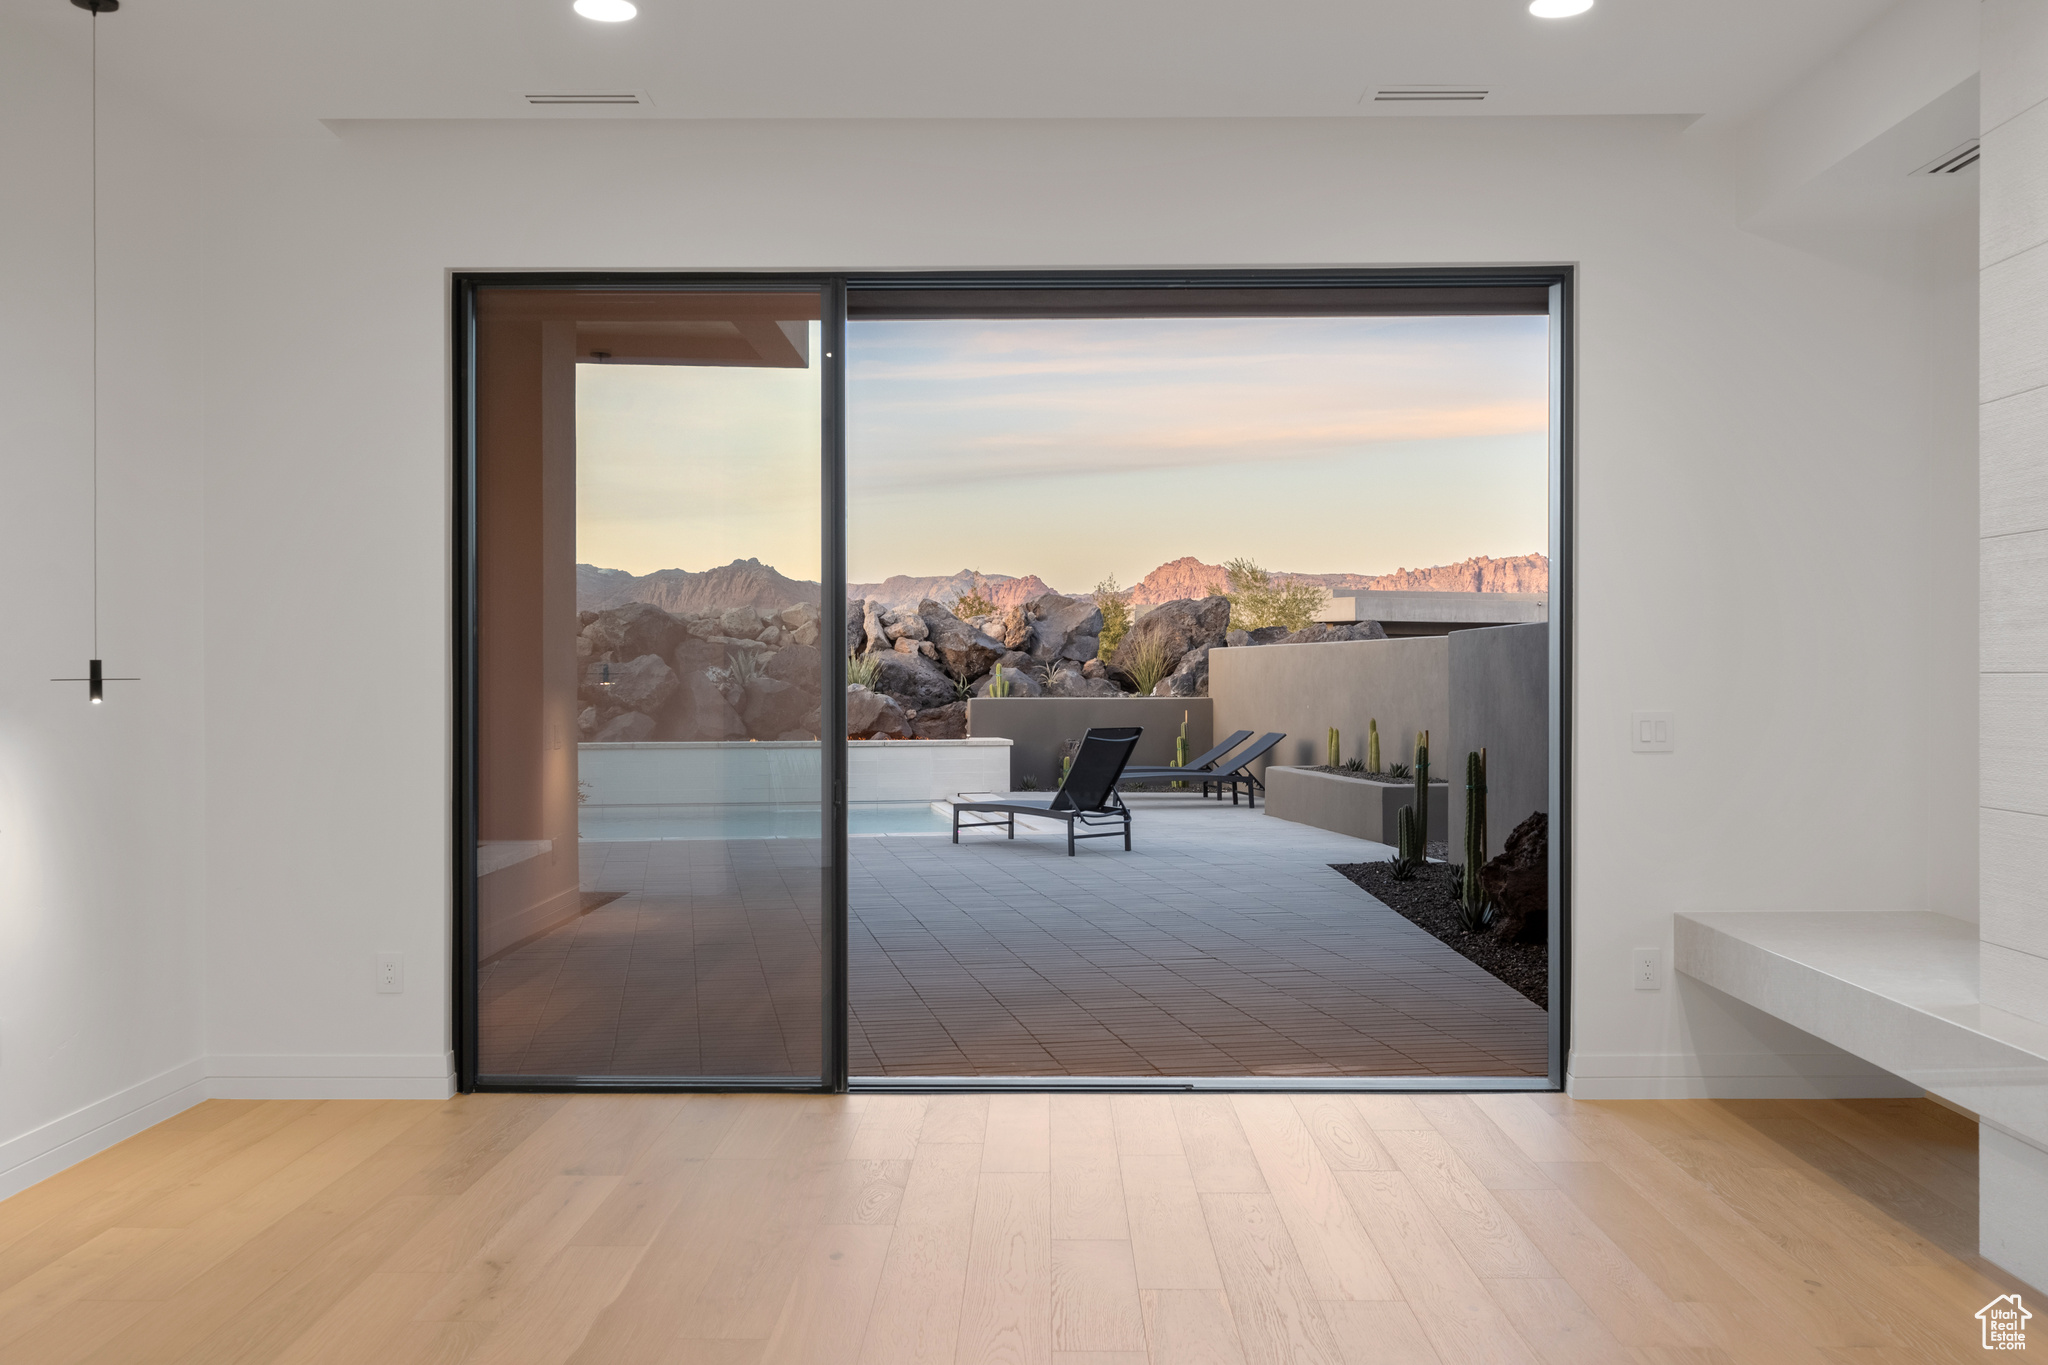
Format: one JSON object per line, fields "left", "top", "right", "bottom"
{"left": 0, "top": 1091, "right": 2023, "bottom": 1364}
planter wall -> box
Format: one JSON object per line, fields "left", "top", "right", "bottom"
{"left": 578, "top": 738, "right": 1012, "bottom": 808}
{"left": 1208, "top": 636, "right": 1451, "bottom": 788}
{"left": 965, "top": 697, "right": 1213, "bottom": 791}
{"left": 1447, "top": 622, "right": 1549, "bottom": 862}
{"left": 1264, "top": 765, "right": 1450, "bottom": 848}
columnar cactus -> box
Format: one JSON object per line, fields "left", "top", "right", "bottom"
{"left": 1395, "top": 803, "right": 1419, "bottom": 876}
{"left": 1463, "top": 748, "right": 1489, "bottom": 915}
{"left": 1413, "top": 729, "right": 1430, "bottom": 855}
{"left": 1367, "top": 718, "right": 1380, "bottom": 774}
{"left": 1328, "top": 727, "right": 1340, "bottom": 768}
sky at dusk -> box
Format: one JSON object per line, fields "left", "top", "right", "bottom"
{"left": 577, "top": 314, "right": 1549, "bottom": 592}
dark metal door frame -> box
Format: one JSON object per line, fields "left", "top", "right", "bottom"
{"left": 451, "top": 267, "right": 1574, "bottom": 1095}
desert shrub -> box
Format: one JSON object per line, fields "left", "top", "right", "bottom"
{"left": 1094, "top": 574, "right": 1132, "bottom": 657}
{"left": 953, "top": 569, "right": 996, "bottom": 619}
{"left": 1223, "top": 556, "right": 1328, "bottom": 632}
{"left": 728, "top": 650, "right": 763, "bottom": 687}
{"left": 846, "top": 652, "right": 880, "bottom": 688}
{"left": 1125, "top": 634, "right": 1174, "bottom": 696}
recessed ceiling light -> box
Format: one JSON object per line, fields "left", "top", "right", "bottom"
{"left": 1529, "top": 0, "right": 1593, "bottom": 16}
{"left": 573, "top": 0, "right": 637, "bottom": 21}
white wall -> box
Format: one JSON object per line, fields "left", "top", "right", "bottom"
{"left": 170, "top": 112, "right": 1977, "bottom": 1102}
{"left": 0, "top": 28, "right": 1989, "bottom": 1178}
{"left": 0, "top": 21, "right": 215, "bottom": 1195}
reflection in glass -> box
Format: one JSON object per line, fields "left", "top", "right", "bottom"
{"left": 473, "top": 290, "right": 824, "bottom": 1081}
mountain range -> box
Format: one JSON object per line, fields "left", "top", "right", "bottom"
{"left": 577, "top": 552, "right": 1549, "bottom": 614}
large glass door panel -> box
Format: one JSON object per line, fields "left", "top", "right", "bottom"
{"left": 470, "top": 287, "right": 830, "bottom": 1085}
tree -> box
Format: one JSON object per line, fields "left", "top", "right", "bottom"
{"left": 1094, "top": 574, "right": 1132, "bottom": 656}
{"left": 1223, "top": 556, "right": 1327, "bottom": 632}
{"left": 953, "top": 569, "right": 996, "bottom": 619}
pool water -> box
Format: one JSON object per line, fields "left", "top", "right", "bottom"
{"left": 580, "top": 802, "right": 952, "bottom": 842}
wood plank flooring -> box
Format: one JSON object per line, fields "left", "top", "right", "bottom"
{"left": 0, "top": 1092, "right": 2024, "bottom": 1364}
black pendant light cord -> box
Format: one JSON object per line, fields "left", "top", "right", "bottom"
{"left": 90, "top": 5, "right": 99, "bottom": 658}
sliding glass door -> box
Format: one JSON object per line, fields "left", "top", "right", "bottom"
{"left": 462, "top": 283, "right": 839, "bottom": 1087}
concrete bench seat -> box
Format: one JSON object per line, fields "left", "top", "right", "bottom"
{"left": 1676, "top": 910, "right": 2048, "bottom": 1284}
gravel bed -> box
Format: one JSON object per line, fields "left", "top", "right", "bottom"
{"left": 1331, "top": 859, "right": 1547, "bottom": 1009}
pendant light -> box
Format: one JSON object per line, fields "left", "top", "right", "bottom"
{"left": 50, "top": 0, "right": 139, "bottom": 704}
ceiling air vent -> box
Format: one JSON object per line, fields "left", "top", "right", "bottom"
{"left": 1914, "top": 141, "right": 1979, "bottom": 175}
{"left": 524, "top": 92, "right": 645, "bottom": 106}
{"left": 1373, "top": 85, "right": 1488, "bottom": 103}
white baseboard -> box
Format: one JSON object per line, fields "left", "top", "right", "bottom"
{"left": 0, "top": 1057, "right": 210, "bottom": 1202}
{"left": 205, "top": 1053, "right": 456, "bottom": 1100}
{"left": 0, "top": 1052, "right": 456, "bottom": 1200}
{"left": 1566, "top": 1051, "right": 1924, "bottom": 1100}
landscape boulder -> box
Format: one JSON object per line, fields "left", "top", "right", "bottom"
{"left": 764, "top": 641, "right": 823, "bottom": 691}
{"left": 666, "top": 670, "right": 747, "bottom": 741}
{"left": 1160, "top": 643, "right": 1213, "bottom": 698}
{"left": 1280, "top": 621, "right": 1387, "bottom": 645}
{"left": 867, "top": 647, "right": 959, "bottom": 711}
{"left": 909, "top": 701, "right": 969, "bottom": 739}
{"left": 1478, "top": 811, "right": 1547, "bottom": 944}
{"left": 589, "top": 653, "right": 678, "bottom": 716}
{"left": 1111, "top": 595, "right": 1230, "bottom": 676}
{"left": 583, "top": 601, "right": 687, "bottom": 665}
{"left": 1045, "top": 665, "right": 1122, "bottom": 698}
{"left": 971, "top": 666, "right": 1043, "bottom": 698}
{"left": 883, "top": 609, "right": 929, "bottom": 642}
{"left": 741, "top": 676, "right": 815, "bottom": 738}
{"left": 1227, "top": 625, "right": 1291, "bottom": 647}
{"left": 918, "top": 599, "right": 1004, "bottom": 681}
{"left": 846, "top": 600, "right": 869, "bottom": 653}
{"left": 993, "top": 605, "right": 1035, "bottom": 652}
{"left": 593, "top": 711, "right": 657, "bottom": 743}
{"left": 720, "top": 605, "right": 766, "bottom": 637}
{"left": 1025, "top": 595, "right": 1104, "bottom": 665}
{"left": 845, "top": 686, "right": 908, "bottom": 739}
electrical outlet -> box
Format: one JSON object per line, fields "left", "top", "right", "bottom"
{"left": 376, "top": 953, "right": 404, "bottom": 995}
{"left": 1632, "top": 947, "right": 1663, "bottom": 991}
{"left": 1631, "top": 711, "right": 1675, "bottom": 753}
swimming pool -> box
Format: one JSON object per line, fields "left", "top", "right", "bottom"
{"left": 579, "top": 801, "right": 953, "bottom": 842}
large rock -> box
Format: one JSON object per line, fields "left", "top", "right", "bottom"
{"left": 1280, "top": 621, "right": 1388, "bottom": 645}
{"left": 593, "top": 711, "right": 657, "bottom": 743}
{"left": 867, "top": 647, "right": 959, "bottom": 710}
{"left": 591, "top": 653, "right": 678, "bottom": 715}
{"left": 861, "top": 599, "right": 891, "bottom": 654}
{"left": 1025, "top": 595, "right": 1104, "bottom": 665}
{"left": 742, "top": 676, "right": 815, "bottom": 738}
{"left": 845, "top": 686, "right": 908, "bottom": 739}
{"left": 1159, "top": 643, "right": 1214, "bottom": 698}
{"left": 1045, "top": 666, "right": 1124, "bottom": 698}
{"left": 847, "top": 601, "right": 870, "bottom": 654}
{"left": 1111, "top": 596, "right": 1230, "bottom": 676}
{"left": 719, "top": 605, "right": 767, "bottom": 637}
{"left": 972, "top": 665, "right": 1043, "bottom": 698}
{"left": 883, "top": 609, "right": 929, "bottom": 642}
{"left": 992, "top": 605, "right": 1036, "bottom": 652}
{"left": 583, "top": 601, "right": 687, "bottom": 664}
{"left": 1228, "top": 626, "right": 1290, "bottom": 647}
{"left": 909, "top": 701, "right": 969, "bottom": 739}
{"left": 1479, "top": 811, "right": 1547, "bottom": 944}
{"left": 663, "top": 670, "right": 747, "bottom": 741}
{"left": 764, "top": 641, "right": 822, "bottom": 691}
{"left": 779, "top": 601, "right": 820, "bottom": 630}
{"left": 918, "top": 600, "right": 1004, "bottom": 682}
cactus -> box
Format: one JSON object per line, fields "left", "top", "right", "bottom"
{"left": 1367, "top": 719, "right": 1380, "bottom": 774}
{"left": 988, "top": 663, "right": 1011, "bottom": 699}
{"left": 1393, "top": 804, "right": 1419, "bottom": 879}
{"left": 1413, "top": 729, "right": 1430, "bottom": 856}
{"left": 1173, "top": 710, "right": 1190, "bottom": 790}
{"left": 1327, "top": 727, "right": 1340, "bottom": 768}
{"left": 1462, "top": 748, "right": 1489, "bottom": 921}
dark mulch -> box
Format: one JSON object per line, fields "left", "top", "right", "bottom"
{"left": 1306, "top": 766, "right": 1448, "bottom": 786}
{"left": 1331, "top": 860, "right": 1548, "bottom": 1009}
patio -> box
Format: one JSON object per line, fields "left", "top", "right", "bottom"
{"left": 477, "top": 795, "right": 1547, "bottom": 1079}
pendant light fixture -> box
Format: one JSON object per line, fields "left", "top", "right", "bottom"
{"left": 50, "top": 0, "right": 139, "bottom": 705}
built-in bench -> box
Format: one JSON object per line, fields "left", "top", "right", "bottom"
{"left": 1676, "top": 911, "right": 2048, "bottom": 1286}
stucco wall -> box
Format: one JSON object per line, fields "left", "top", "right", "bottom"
{"left": 1447, "top": 623, "right": 1550, "bottom": 862}
{"left": 1208, "top": 638, "right": 1450, "bottom": 788}
{"left": 966, "top": 698, "right": 1211, "bottom": 790}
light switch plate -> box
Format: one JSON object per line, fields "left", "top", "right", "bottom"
{"left": 1631, "top": 711, "right": 1675, "bottom": 753}
{"left": 1633, "top": 947, "right": 1663, "bottom": 990}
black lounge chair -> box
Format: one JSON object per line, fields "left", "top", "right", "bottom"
{"left": 952, "top": 727, "right": 1142, "bottom": 855}
{"left": 1134, "top": 731, "right": 1284, "bottom": 807}
{"left": 1115, "top": 729, "right": 1253, "bottom": 792}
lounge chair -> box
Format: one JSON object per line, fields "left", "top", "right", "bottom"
{"left": 1114, "top": 729, "right": 1252, "bottom": 792}
{"left": 1123, "top": 731, "right": 1285, "bottom": 807}
{"left": 952, "top": 727, "right": 1142, "bottom": 855}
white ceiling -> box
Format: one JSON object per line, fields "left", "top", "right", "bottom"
{"left": 22, "top": 0, "right": 1902, "bottom": 127}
